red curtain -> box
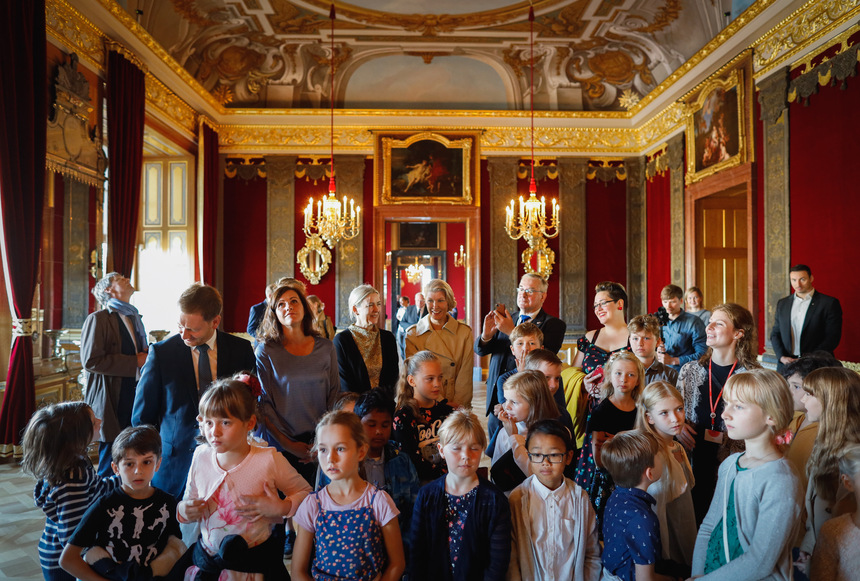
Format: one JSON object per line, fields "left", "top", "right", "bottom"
{"left": 200, "top": 123, "right": 219, "bottom": 285}
{"left": 646, "top": 171, "right": 671, "bottom": 311}
{"left": 585, "top": 178, "right": 628, "bottom": 330}
{"left": 0, "top": 0, "right": 46, "bottom": 455}
{"left": 106, "top": 50, "right": 145, "bottom": 275}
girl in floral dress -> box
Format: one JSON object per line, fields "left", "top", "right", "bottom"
{"left": 292, "top": 410, "right": 405, "bottom": 581}
{"left": 178, "top": 374, "right": 311, "bottom": 580}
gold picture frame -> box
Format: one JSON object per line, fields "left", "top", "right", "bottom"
{"left": 684, "top": 52, "right": 754, "bottom": 184}
{"left": 296, "top": 235, "right": 332, "bottom": 285}
{"left": 376, "top": 131, "right": 479, "bottom": 205}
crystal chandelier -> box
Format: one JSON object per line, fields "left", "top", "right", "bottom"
{"left": 505, "top": 6, "right": 559, "bottom": 248}
{"left": 406, "top": 258, "right": 425, "bottom": 284}
{"left": 302, "top": 4, "right": 360, "bottom": 249}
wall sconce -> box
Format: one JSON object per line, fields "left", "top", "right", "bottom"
{"left": 453, "top": 244, "right": 466, "bottom": 267}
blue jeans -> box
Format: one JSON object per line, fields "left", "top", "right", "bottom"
{"left": 97, "top": 441, "right": 114, "bottom": 478}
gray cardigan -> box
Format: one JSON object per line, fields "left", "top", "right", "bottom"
{"left": 692, "top": 454, "right": 803, "bottom": 580}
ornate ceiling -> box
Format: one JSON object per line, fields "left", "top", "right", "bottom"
{"left": 128, "top": 0, "right": 733, "bottom": 111}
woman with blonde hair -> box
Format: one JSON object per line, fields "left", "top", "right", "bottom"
{"left": 405, "top": 278, "right": 474, "bottom": 407}
{"left": 797, "top": 367, "right": 860, "bottom": 568}
{"left": 676, "top": 302, "right": 760, "bottom": 524}
{"left": 332, "top": 284, "right": 399, "bottom": 396}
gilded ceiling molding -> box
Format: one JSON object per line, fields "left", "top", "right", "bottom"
{"left": 753, "top": 0, "right": 860, "bottom": 76}
{"left": 93, "top": 0, "right": 226, "bottom": 113}
{"left": 145, "top": 75, "right": 198, "bottom": 135}
{"left": 791, "top": 21, "right": 860, "bottom": 74}
{"left": 46, "top": 0, "right": 105, "bottom": 73}
{"left": 787, "top": 28, "right": 860, "bottom": 103}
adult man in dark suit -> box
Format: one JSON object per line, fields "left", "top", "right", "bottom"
{"left": 246, "top": 283, "right": 273, "bottom": 341}
{"left": 82, "top": 273, "right": 149, "bottom": 477}
{"left": 770, "top": 264, "right": 842, "bottom": 372}
{"left": 132, "top": 283, "right": 256, "bottom": 498}
{"left": 475, "top": 273, "right": 566, "bottom": 438}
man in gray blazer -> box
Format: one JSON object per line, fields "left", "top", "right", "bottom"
{"left": 81, "top": 273, "right": 148, "bottom": 477}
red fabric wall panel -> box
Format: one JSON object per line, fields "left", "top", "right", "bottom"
{"left": 645, "top": 172, "right": 671, "bottom": 311}
{"left": 445, "top": 221, "right": 467, "bottom": 319}
{"left": 221, "top": 176, "right": 267, "bottom": 332}
{"left": 788, "top": 67, "right": 860, "bottom": 362}
{"left": 585, "top": 178, "right": 627, "bottom": 330}
{"left": 363, "top": 158, "right": 374, "bottom": 288}
{"left": 294, "top": 175, "right": 337, "bottom": 321}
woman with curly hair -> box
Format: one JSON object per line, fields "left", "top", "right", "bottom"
{"left": 796, "top": 367, "right": 860, "bottom": 569}
{"left": 675, "top": 302, "right": 760, "bottom": 524}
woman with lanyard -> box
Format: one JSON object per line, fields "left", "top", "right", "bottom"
{"left": 676, "top": 302, "right": 760, "bottom": 525}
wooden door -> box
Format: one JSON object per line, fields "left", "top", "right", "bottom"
{"left": 695, "top": 187, "right": 748, "bottom": 308}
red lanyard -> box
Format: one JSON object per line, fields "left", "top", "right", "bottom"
{"left": 708, "top": 359, "right": 737, "bottom": 430}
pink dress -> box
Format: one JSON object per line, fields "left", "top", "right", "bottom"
{"left": 183, "top": 445, "right": 311, "bottom": 581}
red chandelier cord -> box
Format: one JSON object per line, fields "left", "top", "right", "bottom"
{"left": 529, "top": 5, "right": 536, "bottom": 195}
{"left": 329, "top": 3, "right": 336, "bottom": 194}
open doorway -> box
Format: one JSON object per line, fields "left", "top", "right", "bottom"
{"left": 685, "top": 163, "right": 756, "bottom": 311}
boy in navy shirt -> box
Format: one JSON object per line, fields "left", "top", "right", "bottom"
{"left": 601, "top": 430, "right": 678, "bottom": 581}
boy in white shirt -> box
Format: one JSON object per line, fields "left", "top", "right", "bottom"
{"left": 508, "top": 419, "right": 601, "bottom": 581}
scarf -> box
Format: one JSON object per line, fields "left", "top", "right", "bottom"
{"left": 106, "top": 298, "right": 147, "bottom": 350}
{"left": 349, "top": 323, "right": 382, "bottom": 388}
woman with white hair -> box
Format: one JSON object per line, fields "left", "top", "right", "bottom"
{"left": 332, "top": 284, "right": 400, "bottom": 396}
{"left": 405, "top": 278, "right": 474, "bottom": 407}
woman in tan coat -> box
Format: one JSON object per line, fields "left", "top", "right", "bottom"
{"left": 405, "top": 278, "right": 474, "bottom": 408}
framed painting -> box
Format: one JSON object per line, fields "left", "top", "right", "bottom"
{"left": 376, "top": 131, "right": 479, "bottom": 205}
{"left": 685, "top": 51, "right": 753, "bottom": 184}
{"left": 398, "top": 222, "right": 439, "bottom": 249}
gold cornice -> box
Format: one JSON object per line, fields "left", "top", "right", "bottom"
{"left": 92, "top": 0, "right": 226, "bottom": 114}
{"left": 145, "top": 75, "right": 198, "bottom": 135}
{"left": 790, "top": 20, "right": 860, "bottom": 73}
{"left": 46, "top": 0, "right": 106, "bottom": 73}
{"left": 753, "top": 0, "right": 860, "bottom": 77}
{"left": 105, "top": 39, "right": 147, "bottom": 73}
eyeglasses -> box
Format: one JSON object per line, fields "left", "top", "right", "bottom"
{"left": 527, "top": 452, "right": 567, "bottom": 464}
{"left": 517, "top": 287, "right": 544, "bottom": 295}
{"left": 593, "top": 299, "right": 618, "bottom": 310}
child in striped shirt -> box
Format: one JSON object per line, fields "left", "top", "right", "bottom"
{"left": 22, "top": 402, "right": 118, "bottom": 581}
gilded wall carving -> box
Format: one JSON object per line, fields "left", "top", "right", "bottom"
{"left": 46, "top": 0, "right": 105, "bottom": 71}
{"left": 487, "top": 158, "right": 519, "bottom": 313}
{"left": 265, "top": 156, "right": 297, "bottom": 283}
{"left": 757, "top": 69, "right": 791, "bottom": 359}
{"left": 145, "top": 75, "right": 198, "bottom": 135}
{"left": 558, "top": 158, "right": 588, "bottom": 334}
{"left": 333, "top": 156, "right": 366, "bottom": 328}
{"left": 625, "top": 157, "right": 647, "bottom": 317}
{"left": 667, "top": 133, "right": 685, "bottom": 286}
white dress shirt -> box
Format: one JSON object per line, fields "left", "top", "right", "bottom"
{"left": 790, "top": 290, "right": 814, "bottom": 356}
{"left": 527, "top": 476, "right": 580, "bottom": 579}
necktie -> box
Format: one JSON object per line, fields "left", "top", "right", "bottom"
{"left": 519, "top": 314, "right": 531, "bottom": 325}
{"left": 197, "top": 344, "right": 212, "bottom": 391}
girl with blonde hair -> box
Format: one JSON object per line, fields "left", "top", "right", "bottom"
{"left": 635, "top": 381, "right": 697, "bottom": 575}
{"left": 691, "top": 369, "right": 803, "bottom": 579}
{"left": 797, "top": 367, "right": 860, "bottom": 568}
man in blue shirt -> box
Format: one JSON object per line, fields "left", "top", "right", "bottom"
{"left": 657, "top": 284, "right": 706, "bottom": 371}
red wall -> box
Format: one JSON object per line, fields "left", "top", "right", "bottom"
{"left": 479, "top": 160, "right": 492, "bottom": 317}
{"left": 585, "top": 177, "right": 628, "bottom": 329}
{"left": 221, "top": 176, "right": 267, "bottom": 332}
{"left": 788, "top": 63, "right": 860, "bottom": 362}
{"left": 645, "top": 171, "right": 671, "bottom": 311}
{"left": 445, "top": 221, "right": 467, "bottom": 318}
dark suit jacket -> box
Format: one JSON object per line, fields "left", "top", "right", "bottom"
{"left": 131, "top": 330, "right": 256, "bottom": 498}
{"left": 333, "top": 328, "right": 400, "bottom": 397}
{"left": 474, "top": 308, "right": 566, "bottom": 415}
{"left": 246, "top": 300, "right": 267, "bottom": 339}
{"left": 770, "top": 290, "right": 842, "bottom": 371}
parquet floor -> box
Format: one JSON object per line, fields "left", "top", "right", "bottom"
{"left": 0, "top": 381, "right": 489, "bottom": 580}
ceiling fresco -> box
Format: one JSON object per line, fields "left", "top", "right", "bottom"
{"left": 128, "top": 0, "right": 734, "bottom": 111}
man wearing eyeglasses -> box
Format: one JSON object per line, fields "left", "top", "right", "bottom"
{"left": 475, "top": 273, "right": 566, "bottom": 442}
